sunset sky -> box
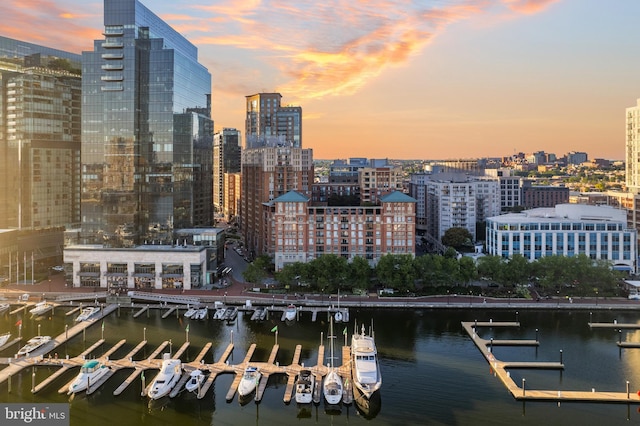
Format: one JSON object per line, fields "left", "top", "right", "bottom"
{"left": 2, "top": 0, "right": 639, "bottom": 160}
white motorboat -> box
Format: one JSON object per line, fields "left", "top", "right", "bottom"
{"left": 194, "top": 307, "right": 208, "bottom": 320}
{"left": 68, "top": 360, "right": 111, "bottom": 394}
{"left": 147, "top": 354, "right": 182, "bottom": 400}
{"left": 16, "top": 335, "right": 51, "bottom": 357}
{"left": 213, "top": 307, "right": 226, "bottom": 320}
{"left": 75, "top": 306, "right": 101, "bottom": 322}
{"left": 351, "top": 323, "right": 382, "bottom": 399}
{"left": 0, "top": 332, "right": 11, "bottom": 348}
{"left": 183, "top": 307, "right": 197, "bottom": 319}
{"left": 0, "top": 302, "right": 10, "bottom": 314}
{"left": 295, "top": 369, "right": 315, "bottom": 404}
{"left": 323, "top": 317, "right": 343, "bottom": 405}
{"left": 334, "top": 311, "right": 343, "bottom": 323}
{"left": 237, "top": 365, "right": 261, "bottom": 397}
{"left": 224, "top": 307, "right": 238, "bottom": 321}
{"left": 184, "top": 369, "right": 208, "bottom": 393}
{"left": 29, "top": 301, "right": 53, "bottom": 316}
{"left": 285, "top": 304, "right": 297, "bottom": 322}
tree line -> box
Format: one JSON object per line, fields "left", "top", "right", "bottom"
{"left": 243, "top": 251, "right": 626, "bottom": 298}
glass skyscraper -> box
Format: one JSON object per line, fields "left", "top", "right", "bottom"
{"left": 81, "top": 0, "right": 213, "bottom": 247}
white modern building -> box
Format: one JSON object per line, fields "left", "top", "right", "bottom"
{"left": 627, "top": 99, "right": 640, "bottom": 193}
{"left": 486, "top": 204, "right": 636, "bottom": 272}
{"left": 63, "top": 228, "right": 225, "bottom": 290}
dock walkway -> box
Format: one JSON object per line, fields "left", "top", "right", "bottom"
{"left": 463, "top": 320, "right": 640, "bottom": 403}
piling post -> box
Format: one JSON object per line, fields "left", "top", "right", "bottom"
{"left": 536, "top": 328, "right": 539, "bottom": 342}
{"left": 8, "top": 374, "right": 11, "bottom": 393}
{"left": 147, "top": 304, "right": 150, "bottom": 318}
{"left": 560, "top": 349, "right": 563, "bottom": 364}
{"left": 31, "top": 367, "right": 35, "bottom": 392}
{"left": 230, "top": 330, "right": 233, "bottom": 345}
{"left": 627, "top": 380, "right": 630, "bottom": 399}
{"left": 65, "top": 324, "right": 68, "bottom": 341}
{"left": 143, "top": 327, "right": 146, "bottom": 342}
{"left": 522, "top": 378, "right": 526, "bottom": 397}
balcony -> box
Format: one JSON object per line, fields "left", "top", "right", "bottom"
{"left": 102, "top": 53, "right": 124, "bottom": 60}
{"left": 102, "top": 42, "right": 124, "bottom": 48}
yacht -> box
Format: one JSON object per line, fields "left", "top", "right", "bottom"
{"left": 295, "top": 369, "right": 315, "bottom": 404}
{"left": 323, "top": 318, "right": 343, "bottom": 406}
{"left": 351, "top": 323, "right": 382, "bottom": 399}
{"left": 29, "top": 301, "right": 53, "bottom": 316}
{"left": 285, "top": 304, "right": 297, "bottom": 322}
{"left": 0, "top": 302, "right": 10, "bottom": 314}
{"left": 0, "top": 332, "right": 11, "bottom": 348}
{"left": 184, "top": 369, "right": 208, "bottom": 393}
{"left": 147, "top": 354, "right": 182, "bottom": 400}
{"left": 68, "top": 360, "right": 111, "bottom": 394}
{"left": 75, "top": 306, "right": 101, "bottom": 322}
{"left": 16, "top": 335, "right": 51, "bottom": 357}
{"left": 183, "top": 306, "right": 198, "bottom": 319}
{"left": 237, "top": 365, "right": 261, "bottom": 397}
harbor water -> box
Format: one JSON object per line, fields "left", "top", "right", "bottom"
{"left": 1, "top": 305, "right": 640, "bottom": 425}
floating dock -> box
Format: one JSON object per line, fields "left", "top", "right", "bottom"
{"left": 464, "top": 320, "right": 640, "bottom": 403}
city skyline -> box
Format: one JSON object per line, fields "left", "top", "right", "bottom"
{"left": 2, "top": 0, "right": 639, "bottom": 160}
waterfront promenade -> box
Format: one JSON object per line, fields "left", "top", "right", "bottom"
{"left": 2, "top": 272, "right": 640, "bottom": 311}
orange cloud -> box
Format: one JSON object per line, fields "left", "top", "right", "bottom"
{"left": 1, "top": 0, "right": 100, "bottom": 52}
{"left": 502, "top": 0, "right": 559, "bottom": 14}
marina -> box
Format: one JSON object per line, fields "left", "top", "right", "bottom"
{"left": 2, "top": 298, "right": 640, "bottom": 424}
{"left": 0, "top": 300, "right": 357, "bottom": 407}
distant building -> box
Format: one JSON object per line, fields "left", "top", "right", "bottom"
{"left": 223, "top": 172, "right": 241, "bottom": 221}
{"left": 358, "top": 162, "right": 404, "bottom": 205}
{"left": 566, "top": 151, "right": 588, "bottom": 165}
{"left": 214, "top": 128, "right": 241, "bottom": 216}
{"left": 266, "top": 191, "right": 416, "bottom": 271}
{"left": 484, "top": 168, "right": 525, "bottom": 212}
{"left": 627, "top": 99, "right": 640, "bottom": 193}
{"left": 486, "top": 204, "right": 636, "bottom": 272}
{"left": 245, "top": 93, "right": 301, "bottom": 148}
{"left": 409, "top": 173, "right": 500, "bottom": 241}
{"left": 522, "top": 183, "right": 569, "bottom": 208}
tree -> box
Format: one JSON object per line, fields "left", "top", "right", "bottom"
{"left": 442, "top": 227, "right": 473, "bottom": 251}
{"left": 308, "top": 254, "right": 348, "bottom": 292}
{"left": 348, "top": 256, "right": 372, "bottom": 292}
{"left": 375, "top": 254, "right": 415, "bottom": 292}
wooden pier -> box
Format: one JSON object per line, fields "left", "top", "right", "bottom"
{"left": 0, "top": 297, "right": 360, "bottom": 405}
{"left": 464, "top": 320, "right": 640, "bottom": 403}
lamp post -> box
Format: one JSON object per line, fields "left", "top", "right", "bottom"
{"left": 595, "top": 289, "right": 598, "bottom": 306}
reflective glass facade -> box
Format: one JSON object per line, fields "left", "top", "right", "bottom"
{"left": 0, "top": 37, "right": 82, "bottom": 230}
{"left": 81, "top": 0, "right": 213, "bottom": 247}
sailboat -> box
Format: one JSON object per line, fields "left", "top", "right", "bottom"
{"left": 323, "top": 317, "right": 343, "bottom": 406}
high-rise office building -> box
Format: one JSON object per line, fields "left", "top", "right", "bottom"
{"left": 81, "top": 0, "right": 213, "bottom": 247}
{"left": 213, "top": 128, "right": 241, "bottom": 217}
{"left": 0, "top": 36, "right": 82, "bottom": 279}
